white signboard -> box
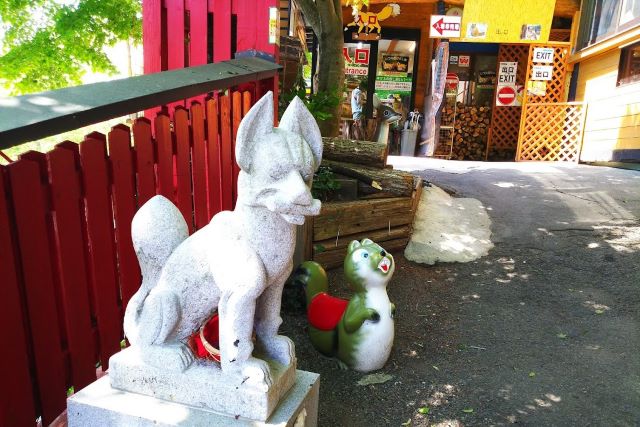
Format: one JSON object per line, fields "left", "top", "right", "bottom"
{"left": 375, "top": 79, "right": 412, "bottom": 92}
{"left": 449, "top": 55, "right": 458, "bottom": 65}
{"left": 532, "top": 65, "right": 553, "bottom": 81}
{"left": 458, "top": 55, "right": 471, "bottom": 67}
{"left": 430, "top": 15, "right": 462, "bottom": 38}
{"left": 533, "top": 47, "right": 554, "bottom": 63}
{"left": 498, "top": 62, "right": 517, "bottom": 84}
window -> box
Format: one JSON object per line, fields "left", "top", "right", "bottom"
{"left": 618, "top": 41, "right": 640, "bottom": 86}
{"left": 576, "top": 0, "right": 640, "bottom": 51}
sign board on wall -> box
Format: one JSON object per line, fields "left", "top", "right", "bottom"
{"left": 344, "top": 47, "right": 369, "bottom": 76}
{"left": 533, "top": 47, "right": 554, "bottom": 63}
{"left": 458, "top": 0, "right": 554, "bottom": 43}
{"left": 496, "top": 84, "right": 523, "bottom": 107}
{"left": 532, "top": 65, "right": 553, "bottom": 80}
{"left": 430, "top": 15, "right": 462, "bottom": 38}
{"left": 527, "top": 80, "right": 547, "bottom": 96}
{"left": 375, "top": 76, "right": 413, "bottom": 93}
{"left": 498, "top": 62, "right": 517, "bottom": 84}
{"left": 381, "top": 54, "right": 410, "bottom": 76}
{"left": 458, "top": 55, "right": 470, "bottom": 67}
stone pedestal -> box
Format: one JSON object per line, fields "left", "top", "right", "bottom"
{"left": 67, "top": 370, "right": 319, "bottom": 427}
{"left": 107, "top": 347, "right": 296, "bottom": 421}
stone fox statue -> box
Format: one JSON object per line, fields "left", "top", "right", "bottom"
{"left": 123, "top": 92, "right": 322, "bottom": 387}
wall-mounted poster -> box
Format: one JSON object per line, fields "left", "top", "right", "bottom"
{"left": 498, "top": 62, "right": 518, "bottom": 84}
{"left": 467, "top": 23, "right": 488, "bottom": 39}
{"left": 533, "top": 47, "right": 554, "bottom": 63}
{"left": 381, "top": 54, "right": 410, "bottom": 76}
{"left": 532, "top": 65, "right": 553, "bottom": 80}
{"left": 520, "top": 24, "right": 542, "bottom": 40}
{"left": 458, "top": 0, "right": 554, "bottom": 43}
{"left": 527, "top": 80, "right": 547, "bottom": 96}
{"left": 344, "top": 46, "right": 370, "bottom": 76}
{"left": 458, "top": 55, "right": 471, "bottom": 67}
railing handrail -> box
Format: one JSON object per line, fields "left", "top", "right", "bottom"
{"left": 0, "top": 57, "right": 281, "bottom": 150}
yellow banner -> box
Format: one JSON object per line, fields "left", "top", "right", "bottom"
{"left": 457, "top": 0, "right": 554, "bottom": 43}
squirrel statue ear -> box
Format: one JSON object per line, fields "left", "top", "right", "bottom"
{"left": 361, "top": 238, "right": 374, "bottom": 246}
{"left": 279, "top": 96, "right": 323, "bottom": 170}
{"left": 235, "top": 91, "right": 274, "bottom": 172}
{"left": 348, "top": 240, "right": 362, "bottom": 253}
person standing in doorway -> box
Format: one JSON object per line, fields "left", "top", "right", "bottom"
{"left": 351, "top": 79, "right": 367, "bottom": 140}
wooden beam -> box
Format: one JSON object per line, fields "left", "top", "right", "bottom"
{"left": 0, "top": 58, "right": 281, "bottom": 150}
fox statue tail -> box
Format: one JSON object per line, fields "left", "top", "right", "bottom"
{"left": 290, "top": 261, "right": 329, "bottom": 307}
{"left": 123, "top": 195, "right": 189, "bottom": 344}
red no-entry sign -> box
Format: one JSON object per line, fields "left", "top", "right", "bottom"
{"left": 496, "top": 85, "right": 517, "bottom": 106}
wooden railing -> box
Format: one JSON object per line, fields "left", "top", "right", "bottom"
{"left": 0, "top": 57, "right": 279, "bottom": 426}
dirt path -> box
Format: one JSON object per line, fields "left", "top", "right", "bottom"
{"left": 282, "top": 160, "right": 640, "bottom": 426}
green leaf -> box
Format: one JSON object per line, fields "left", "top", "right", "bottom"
{"left": 313, "top": 244, "right": 326, "bottom": 254}
{"left": 529, "top": 371, "right": 536, "bottom": 377}
{"left": 401, "top": 419, "right": 412, "bottom": 426}
{"left": 462, "top": 408, "right": 474, "bottom": 413}
{"left": 418, "top": 406, "right": 430, "bottom": 414}
{"left": 0, "top": 0, "right": 142, "bottom": 94}
{"left": 556, "top": 333, "right": 567, "bottom": 339}
{"left": 432, "top": 365, "right": 439, "bottom": 371}
{"left": 595, "top": 309, "right": 605, "bottom": 314}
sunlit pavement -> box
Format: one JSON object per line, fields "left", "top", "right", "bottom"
{"left": 288, "top": 158, "right": 640, "bottom": 426}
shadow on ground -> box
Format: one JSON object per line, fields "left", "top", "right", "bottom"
{"left": 282, "top": 162, "right": 640, "bottom": 427}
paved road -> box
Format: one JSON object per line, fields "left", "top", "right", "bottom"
{"left": 284, "top": 159, "right": 640, "bottom": 427}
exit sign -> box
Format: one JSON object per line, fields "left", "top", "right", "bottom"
{"left": 533, "top": 47, "right": 554, "bottom": 63}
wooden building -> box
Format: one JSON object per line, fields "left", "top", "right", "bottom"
{"left": 335, "top": 0, "right": 581, "bottom": 159}
{"left": 569, "top": 0, "right": 640, "bottom": 164}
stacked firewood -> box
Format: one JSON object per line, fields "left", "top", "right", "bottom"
{"left": 443, "top": 103, "right": 492, "bottom": 161}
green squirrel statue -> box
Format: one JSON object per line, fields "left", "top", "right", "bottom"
{"left": 293, "top": 238, "right": 395, "bottom": 372}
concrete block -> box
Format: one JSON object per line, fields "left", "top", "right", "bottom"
{"left": 67, "top": 370, "right": 320, "bottom": 427}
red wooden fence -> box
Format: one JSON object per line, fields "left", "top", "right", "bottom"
{"left": 142, "top": 0, "right": 279, "bottom": 119}
{"left": 0, "top": 91, "right": 254, "bottom": 426}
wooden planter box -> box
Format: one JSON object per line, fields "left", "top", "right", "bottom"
{"left": 299, "top": 177, "right": 423, "bottom": 269}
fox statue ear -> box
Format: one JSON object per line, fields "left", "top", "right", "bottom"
{"left": 236, "top": 91, "right": 274, "bottom": 171}
{"left": 279, "top": 96, "right": 323, "bottom": 170}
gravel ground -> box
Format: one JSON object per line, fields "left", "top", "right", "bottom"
{"left": 282, "top": 160, "right": 640, "bottom": 427}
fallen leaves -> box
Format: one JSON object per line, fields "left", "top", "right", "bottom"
{"left": 357, "top": 373, "right": 393, "bottom": 386}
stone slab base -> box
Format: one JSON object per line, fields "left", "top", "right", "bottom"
{"left": 108, "top": 347, "right": 296, "bottom": 421}
{"left": 67, "top": 370, "right": 320, "bottom": 427}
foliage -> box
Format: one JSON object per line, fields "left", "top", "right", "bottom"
{"left": 311, "top": 166, "right": 341, "bottom": 202}
{"left": 279, "top": 63, "right": 342, "bottom": 125}
{"left": 0, "top": 0, "right": 142, "bottom": 95}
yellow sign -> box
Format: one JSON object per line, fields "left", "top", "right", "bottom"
{"left": 457, "top": 0, "right": 554, "bottom": 43}
{"left": 345, "top": 3, "right": 401, "bottom": 34}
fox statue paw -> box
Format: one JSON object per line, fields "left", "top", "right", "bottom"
{"left": 227, "top": 356, "right": 273, "bottom": 390}
{"left": 140, "top": 343, "right": 195, "bottom": 372}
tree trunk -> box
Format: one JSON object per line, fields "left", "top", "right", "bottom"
{"left": 322, "top": 137, "right": 388, "bottom": 168}
{"left": 293, "top": 0, "right": 345, "bottom": 137}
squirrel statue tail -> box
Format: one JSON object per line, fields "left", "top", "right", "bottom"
{"left": 290, "top": 261, "right": 329, "bottom": 308}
